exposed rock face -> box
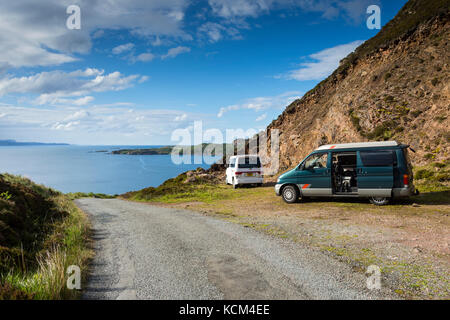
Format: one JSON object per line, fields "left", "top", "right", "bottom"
{"left": 265, "top": 0, "right": 449, "bottom": 172}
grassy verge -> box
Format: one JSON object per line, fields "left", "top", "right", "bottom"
{"left": 122, "top": 171, "right": 240, "bottom": 203}
{"left": 0, "top": 174, "right": 92, "bottom": 300}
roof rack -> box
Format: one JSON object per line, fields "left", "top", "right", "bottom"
{"left": 316, "top": 141, "right": 399, "bottom": 151}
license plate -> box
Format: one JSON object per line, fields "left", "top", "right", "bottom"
{"left": 246, "top": 173, "right": 253, "bottom": 177}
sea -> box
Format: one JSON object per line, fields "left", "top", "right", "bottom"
{"left": 0, "top": 145, "right": 219, "bottom": 195}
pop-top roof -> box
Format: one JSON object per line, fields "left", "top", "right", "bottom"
{"left": 316, "top": 141, "right": 399, "bottom": 151}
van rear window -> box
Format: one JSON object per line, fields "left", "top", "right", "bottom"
{"left": 237, "top": 157, "right": 261, "bottom": 168}
{"left": 360, "top": 151, "right": 396, "bottom": 167}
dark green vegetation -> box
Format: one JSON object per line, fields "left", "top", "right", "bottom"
{"left": 411, "top": 160, "right": 450, "bottom": 204}
{"left": 111, "top": 143, "right": 231, "bottom": 156}
{"left": 0, "top": 174, "right": 91, "bottom": 299}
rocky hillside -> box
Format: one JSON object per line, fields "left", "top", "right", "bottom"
{"left": 265, "top": 0, "right": 449, "bottom": 171}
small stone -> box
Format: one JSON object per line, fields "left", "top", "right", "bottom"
{"left": 412, "top": 203, "right": 420, "bottom": 207}
{"left": 413, "top": 246, "right": 422, "bottom": 253}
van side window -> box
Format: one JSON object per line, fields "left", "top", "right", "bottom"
{"left": 360, "top": 151, "right": 396, "bottom": 167}
{"left": 303, "top": 153, "right": 328, "bottom": 170}
{"left": 229, "top": 158, "right": 236, "bottom": 168}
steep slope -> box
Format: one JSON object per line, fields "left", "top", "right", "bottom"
{"left": 266, "top": 0, "right": 449, "bottom": 171}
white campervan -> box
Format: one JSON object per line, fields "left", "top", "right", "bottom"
{"left": 226, "top": 155, "right": 263, "bottom": 188}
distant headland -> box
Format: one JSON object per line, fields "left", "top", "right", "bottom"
{"left": 0, "top": 139, "right": 69, "bottom": 146}
{"left": 110, "top": 143, "right": 230, "bottom": 156}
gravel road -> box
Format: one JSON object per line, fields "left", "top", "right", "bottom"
{"left": 75, "top": 198, "right": 392, "bottom": 300}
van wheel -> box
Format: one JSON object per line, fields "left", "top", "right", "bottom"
{"left": 282, "top": 185, "right": 299, "bottom": 204}
{"left": 232, "top": 178, "right": 238, "bottom": 189}
{"left": 369, "top": 197, "right": 390, "bottom": 206}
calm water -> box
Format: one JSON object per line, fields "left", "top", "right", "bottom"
{"left": 0, "top": 145, "right": 218, "bottom": 195}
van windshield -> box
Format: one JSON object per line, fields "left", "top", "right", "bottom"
{"left": 237, "top": 157, "right": 261, "bottom": 169}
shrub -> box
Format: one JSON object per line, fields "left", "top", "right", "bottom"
{"left": 415, "top": 169, "right": 434, "bottom": 180}
{"left": 0, "top": 282, "right": 35, "bottom": 300}
{"left": 0, "top": 191, "right": 12, "bottom": 201}
{"left": 436, "top": 173, "right": 450, "bottom": 182}
{"left": 424, "top": 153, "right": 435, "bottom": 160}
{"left": 411, "top": 110, "right": 423, "bottom": 117}
{"left": 432, "top": 162, "right": 446, "bottom": 168}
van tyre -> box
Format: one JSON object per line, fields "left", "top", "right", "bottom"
{"left": 232, "top": 178, "right": 238, "bottom": 189}
{"left": 282, "top": 185, "right": 299, "bottom": 204}
{"left": 369, "top": 197, "right": 390, "bottom": 206}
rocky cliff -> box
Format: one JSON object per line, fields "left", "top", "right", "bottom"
{"left": 265, "top": 0, "right": 449, "bottom": 171}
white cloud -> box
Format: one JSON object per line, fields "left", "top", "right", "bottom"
{"left": 174, "top": 113, "right": 187, "bottom": 121}
{"left": 36, "top": 96, "right": 95, "bottom": 106}
{"left": 152, "top": 36, "right": 163, "bottom": 46}
{"left": 92, "top": 30, "right": 105, "bottom": 39}
{"left": 0, "top": 0, "right": 191, "bottom": 68}
{"left": 283, "top": 40, "right": 363, "bottom": 81}
{"left": 208, "top": 0, "right": 269, "bottom": 18}
{"left": 198, "top": 22, "right": 243, "bottom": 43}
{"left": 135, "top": 53, "right": 155, "bottom": 62}
{"left": 138, "top": 76, "right": 150, "bottom": 83}
{"left": 0, "top": 104, "right": 203, "bottom": 144}
{"left": 207, "top": 0, "right": 379, "bottom": 24}
{"left": 217, "top": 91, "right": 301, "bottom": 117}
{"left": 0, "top": 68, "right": 146, "bottom": 106}
{"left": 255, "top": 113, "right": 267, "bottom": 121}
{"left": 112, "top": 43, "right": 135, "bottom": 55}
{"left": 162, "top": 46, "right": 191, "bottom": 59}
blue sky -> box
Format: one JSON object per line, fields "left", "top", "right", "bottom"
{"left": 0, "top": 0, "right": 407, "bottom": 145}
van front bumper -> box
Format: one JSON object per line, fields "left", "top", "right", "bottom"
{"left": 275, "top": 184, "right": 282, "bottom": 196}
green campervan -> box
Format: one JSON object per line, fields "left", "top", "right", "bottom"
{"left": 275, "top": 141, "right": 418, "bottom": 205}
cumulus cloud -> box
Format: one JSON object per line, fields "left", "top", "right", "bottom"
{"left": 162, "top": 46, "right": 191, "bottom": 59}
{"left": 283, "top": 40, "right": 363, "bottom": 81}
{"left": 36, "top": 96, "right": 95, "bottom": 106}
{"left": 0, "top": 104, "right": 202, "bottom": 144}
{"left": 208, "top": 0, "right": 270, "bottom": 18}
{"left": 134, "top": 53, "right": 156, "bottom": 62}
{"left": 0, "top": 0, "right": 377, "bottom": 68}
{"left": 112, "top": 43, "right": 135, "bottom": 55}
{"left": 217, "top": 91, "right": 301, "bottom": 117}
{"left": 174, "top": 113, "right": 188, "bottom": 121}
{"left": 0, "top": 0, "right": 190, "bottom": 68}
{"left": 208, "top": 0, "right": 379, "bottom": 23}
{"left": 198, "top": 22, "right": 242, "bottom": 43}
{"left": 255, "top": 113, "right": 267, "bottom": 121}
{"left": 0, "top": 68, "right": 146, "bottom": 106}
